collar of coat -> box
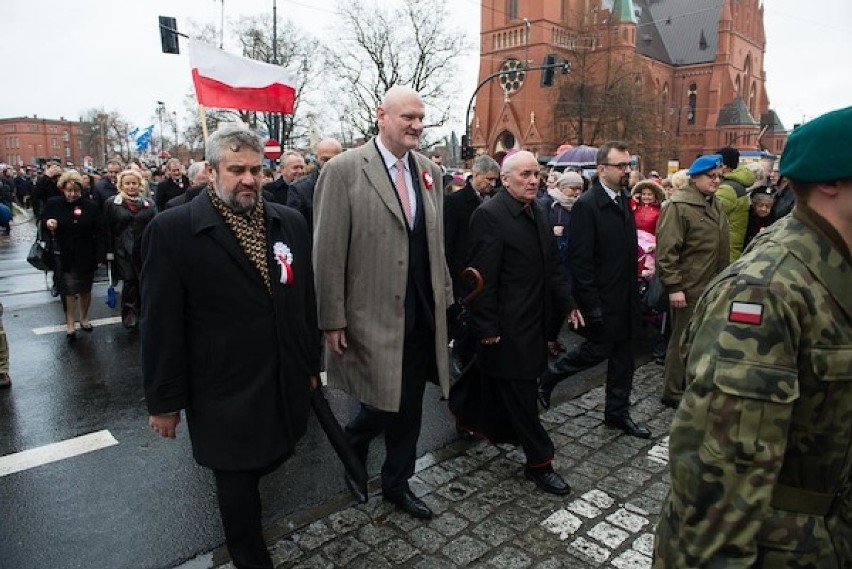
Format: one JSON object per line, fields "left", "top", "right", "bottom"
{"left": 670, "top": 183, "right": 716, "bottom": 207}
{"left": 188, "top": 188, "right": 284, "bottom": 235}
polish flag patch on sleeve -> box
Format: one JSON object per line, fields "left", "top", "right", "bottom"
{"left": 729, "top": 301, "right": 764, "bottom": 325}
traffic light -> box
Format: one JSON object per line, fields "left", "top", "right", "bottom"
{"left": 461, "top": 135, "right": 475, "bottom": 160}
{"left": 541, "top": 54, "right": 557, "bottom": 87}
{"left": 159, "top": 16, "right": 180, "bottom": 54}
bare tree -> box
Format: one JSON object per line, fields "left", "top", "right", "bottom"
{"left": 79, "top": 108, "right": 134, "bottom": 166}
{"left": 327, "top": 0, "right": 470, "bottom": 139}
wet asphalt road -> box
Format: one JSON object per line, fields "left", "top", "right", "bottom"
{"left": 0, "top": 210, "right": 613, "bottom": 569}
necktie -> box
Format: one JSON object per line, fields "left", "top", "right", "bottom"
{"left": 394, "top": 159, "right": 412, "bottom": 224}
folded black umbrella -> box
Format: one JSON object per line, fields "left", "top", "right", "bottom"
{"left": 310, "top": 386, "right": 368, "bottom": 500}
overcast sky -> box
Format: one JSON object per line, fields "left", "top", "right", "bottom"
{"left": 4, "top": 0, "right": 850, "bottom": 138}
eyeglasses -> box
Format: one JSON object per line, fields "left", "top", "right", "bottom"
{"left": 702, "top": 173, "right": 723, "bottom": 180}
{"left": 602, "top": 162, "right": 632, "bottom": 170}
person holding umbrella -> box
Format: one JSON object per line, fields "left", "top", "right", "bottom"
{"left": 102, "top": 169, "right": 157, "bottom": 329}
{"left": 42, "top": 170, "right": 102, "bottom": 340}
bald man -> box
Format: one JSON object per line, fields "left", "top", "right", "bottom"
{"left": 287, "top": 138, "right": 343, "bottom": 234}
{"left": 313, "top": 86, "right": 452, "bottom": 519}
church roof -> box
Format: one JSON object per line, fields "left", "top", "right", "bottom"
{"left": 612, "top": 0, "right": 638, "bottom": 24}
{"left": 634, "top": 0, "right": 724, "bottom": 66}
{"left": 760, "top": 110, "right": 787, "bottom": 133}
{"left": 717, "top": 97, "right": 758, "bottom": 127}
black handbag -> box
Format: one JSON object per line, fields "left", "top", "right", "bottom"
{"left": 26, "top": 224, "right": 54, "bottom": 272}
{"left": 643, "top": 273, "right": 669, "bottom": 312}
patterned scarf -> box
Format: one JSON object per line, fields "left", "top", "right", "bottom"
{"left": 207, "top": 187, "right": 271, "bottom": 294}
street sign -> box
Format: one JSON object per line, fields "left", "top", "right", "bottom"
{"left": 264, "top": 139, "right": 282, "bottom": 160}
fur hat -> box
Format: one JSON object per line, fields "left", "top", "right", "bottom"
{"left": 632, "top": 180, "right": 665, "bottom": 203}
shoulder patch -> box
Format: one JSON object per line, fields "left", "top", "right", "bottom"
{"left": 729, "top": 301, "right": 763, "bottom": 325}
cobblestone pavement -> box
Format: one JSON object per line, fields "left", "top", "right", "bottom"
{"left": 211, "top": 362, "right": 673, "bottom": 569}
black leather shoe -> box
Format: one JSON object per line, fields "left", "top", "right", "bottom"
{"left": 344, "top": 471, "right": 369, "bottom": 504}
{"left": 537, "top": 387, "right": 552, "bottom": 410}
{"left": 384, "top": 489, "right": 432, "bottom": 519}
{"left": 524, "top": 468, "right": 571, "bottom": 495}
{"left": 604, "top": 416, "right": 651, "bottom": 439}
{"left": 660, "top": 397, "right": 681, "bottom": 409}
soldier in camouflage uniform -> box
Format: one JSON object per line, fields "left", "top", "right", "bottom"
{"left": 654, "top": 105, "right": 852, "bottom": 568}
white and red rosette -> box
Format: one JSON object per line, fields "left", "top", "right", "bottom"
{"left": 422, "top": 170, "right": 434, "bottom": 190}
{"left": 273, "top": 242, "right": 294, "bottom": 285}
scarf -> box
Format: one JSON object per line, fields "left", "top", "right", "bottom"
{"left": 119, "top": 191, "right": 143, "bottom": 214}
{"left": 547, "top": 187, "right": 577, "bottom": 211}
{"left": 207, "top": 188, "right": 272, "bottom": 294}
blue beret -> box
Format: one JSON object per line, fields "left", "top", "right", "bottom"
{"left": 780, "top": 105, "right": 852, "bottom": 183}
{"left": 687, "top": 154, "right": 723, "bottom": 176}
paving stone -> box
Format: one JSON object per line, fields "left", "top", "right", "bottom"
{"left": 487, "top": 457, "right": 523, "bottom": 478}
{"left": 632, "top": 533, "right": 655, "bottom": 557}
{"left": 555, "top": 442, "right": 591, "bottom": 459}
{"left": 443, "top": 535, "right": 491, "bottom": 566}
{"left": 580, "top": 489, "right": 616, "bottom": 510}
{"left": 294, "top": 521, "right": 336, "bottom": 551}
{"left": 466, "top": 444, "right": 502, "bottom": 463}
{"left": 597, "top": 476, "right": 638, "bottom": 499}
{"left": 479, "top": 485, "right": 518, "bottom": 508}
{"left": 326, "top": 508, "right": 370, "bottom": 535}
{"left": 614, "top": 466, "right": 654, "bottom": 486}
{"left": 540, "top": 509, "right": 582, "bottom": 540}
{"left": 606, "top": 508, "right": 650, "bottom": 533}
{"left": 512, "top": 526, "right": 564, "bottom": 557}
{"left": 569, "top": 536, "right": 611, "bottom": 563}
{"left": 270, "top": 539, "right": 302, "bottom": 566}
{"left": 411, "top": 476, "right": 436, "bottom": 497}
{"left": 540, "top": 409, "right": 569, "bottom": 425}
{"left": 495, "top": 505, "right": 539, "bottom": 532}
{"left": 430, "top": 511, "right": 470, "bottom": 536}
{"left": 384, "top": 508, "right": 423, "bottom": 532}
{"left": 414, "top": 556, "right": 457, "bottom": 569}
{"left": 553, "top": 403, "right": 586, "bottom": 418}
{"left": 642, "top": 481, "right": 670, "bottom": 501}
{"left": 346, "top": 551, "right": 393, "bottom": 569}
{"left": 421, "top": 492, "right": 452, "bottom": 515}
{"left": 443, "top": 454, "right": 483, "bottom": 475}
{"left": 563, "top": 473, "right": 596, "bottom": 494}
{"left": 457, "top": 496, "right": 498, "bottom": 522}
{"left": 587, "top": 521, "right": 630, "bottom": 549}
{"left": 585, "top": 449, "right": 626, "bottom": 468}
{"left": 320, "top": 535, "right": 370, "bottom": 566}
{"left": 375, "top": 537, "right": 419, "bottom": 564}
{"left": 517, "top": 489, "right": 567, "bottom": 516}
{"left": 556, "top": 424, "right": 589, "bottom": 439}
{"left": 409, "top": 526, "right": 448, "bottom": 554}
{"left": 565, "top": 498, "right": 602, "bottom": 519}
{"left": 417, "top": 464, "right": 458, "bottom": 487}
{"left": 567, "top": 414, "right": 603, "bottom": 429}
{"left": 472, "top": 519, "right": 515, "bottom": 547}
{"left": 464, "top": 467, "right": 503, "bottom": 490}
{"left": 291, "top": 553, "right": 334, "bottom": 569}
{"left": 356, "top": 523, "right": 397, "bottom": 546}
{"left": 487, "top": 546, "right": 533, "bottom": 569}
{"left": 611, "top": 549, "right": 652, "bottom": 569}
{"left": 436, "top": 480, "right": 479, "bottom": 502}
{"left": 571, "top": 461, "right": 611, "bottom": 481}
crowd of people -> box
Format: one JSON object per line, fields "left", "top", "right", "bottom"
{"left": 5, "top": 90, "right": 849, "bottom": 568}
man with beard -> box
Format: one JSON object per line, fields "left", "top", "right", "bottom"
{"left": 141, "top": 123, "right": 320, "bottom": 569}
{"left": 538, "top": 141, "right": 650, "bottom": 438}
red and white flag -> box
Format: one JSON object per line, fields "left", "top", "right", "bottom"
{"left": 188, "top": 40, "right": 296, "bottom": 114}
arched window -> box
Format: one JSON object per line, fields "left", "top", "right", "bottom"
{"left": 662, "top": 83, "right": 669, "bottom": 116}
{"left": 743, "top": 54, "right": 752, "bottom": 101}
{"left": 687, "top": 82, "right": 697, "bottom": 125}
{"left": 735, "top": 75, "right": 741, "bottom": 97}
{"left": 749, "top": 84, "right": 757, "bottom": 118}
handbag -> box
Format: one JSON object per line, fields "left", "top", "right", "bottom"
{"left": 643, "top": 273, "right": 669, "bottom": 313}
{"left": 26, "top": 224, "right": 54, "bottom": 272}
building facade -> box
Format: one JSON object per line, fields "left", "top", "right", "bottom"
{"left": 0, "top": 116, "right": 91, "bottom": 169}
{"left": 472, "top": 0, "right": 787, "bottom": 171}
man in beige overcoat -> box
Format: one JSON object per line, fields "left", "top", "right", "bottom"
{"left": 313, "top": 85, "right": 452, "bottom": 519}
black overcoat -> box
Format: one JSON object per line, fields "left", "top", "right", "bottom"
{"left": 466, "top": 189, "right": 574, "bottom": 380}
{"left": 102, "top": 195, "right": 157, "bottom": 281}
{"left": 443, "top": 181, "right": 482, "bottom": 299}
{"left": 41, "top": 196, "right": 102, "bottom": 274}
{"left": 140, "top": 191, "right": 321, "bottom": 471}
{"left": 568, "top": 180, "right": 642, "bottom": 341}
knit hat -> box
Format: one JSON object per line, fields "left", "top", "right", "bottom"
{"left": 687, "top": 154, "right": 723, "bottom": 176}
{"left": 716, "top": 146, "right": 740, "bottom": 170}
{"left": 559, "top": 171, "right": 584, "bottom": 187}
{"left": 779, "top": 105, "right": 852, "bottom": 183}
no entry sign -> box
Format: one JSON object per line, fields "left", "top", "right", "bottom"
{"left": 264, "top": 139, "right": 282, "bottom": 160}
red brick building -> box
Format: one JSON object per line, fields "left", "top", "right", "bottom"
{"left": 472, "top": 0, "right": 787, "bottom": 171}
{"left": 0, "top": 116, "right": 91, "bottom": 169}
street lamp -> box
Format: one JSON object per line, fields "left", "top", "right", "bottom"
{"left": 172, "top": 111, "right": 178, "bottom": 153}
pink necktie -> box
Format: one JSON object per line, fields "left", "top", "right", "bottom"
{"left": 394, "top": 159, "right": 412, "bottom": 224}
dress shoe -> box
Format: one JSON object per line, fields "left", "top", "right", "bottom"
{"left": 524, "top": 467, "right": 571, "bottom": 495}
{"left": 604, "top": 416, "right": 651, "bottom": 439}
{"left": 0, "top": 373, "right": 11, "bottom": 388}
{"left": 66, "top": 331, "right": 77, "bottom": 343}
{"left": 384, "top": 489, "right": 432, "bottom": 519}
{"left": 537, "top": 387, "right": 552, "bottom": 410}
{"left": 660, "top": 397, "right": 681, "bottom": 409}
{"left": 344, "top": 471, "right": 369, "bottom": 504}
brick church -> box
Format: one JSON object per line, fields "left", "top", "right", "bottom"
{"left": 471, "top": 0, "right": 787, "bottom": 171}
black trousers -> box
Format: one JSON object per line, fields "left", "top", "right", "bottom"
{"left": 212, "top": 458, "right": 284, "bottom": 569}
{"left": 541, "top": 338, "right": 635, "bottom": 419}
{"left": 493, "top": 376, "right": 554, "bottom": 467}
{"left": 345, "top": 326, "right": 434, "bottom": 496}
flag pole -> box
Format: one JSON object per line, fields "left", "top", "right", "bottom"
{"left": 199, "top": 105, "right": 209, "bottom": 146}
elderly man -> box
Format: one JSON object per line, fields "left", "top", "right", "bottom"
{"left": 466, "top": 150, "right": 580, "bottom": 494}
{"left": 538, "top": 142, "right": 650, "bottom": 439}
{"left": 142, "top": 123, "right": 319, "bottom": 569}
{"left": 154, "top": 158, "right": 190, "bottom": 211}
{"left": 164, "top": 161, "right": 212, "bottom": 210}
{"left": 313, "top": 85, "right": 451, "bottom": 519}
{"left": 654, "top": 105, "right": 852, "bottom": 568}
{"left": 655, "top": 154, "right": 729, "bottom": 408}
{"left": 266, "top": 151, "right": 305, "bottom": 205}
{"left": 287, "top": 138, "right": 343, "bottom": 233}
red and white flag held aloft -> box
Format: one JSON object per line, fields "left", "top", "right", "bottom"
{"left": 188, "top": 39, "right": 296, "bottom": 114}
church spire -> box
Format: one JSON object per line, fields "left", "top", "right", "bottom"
{"left": 611, "top": 0, "right": 637, "bottom": 24}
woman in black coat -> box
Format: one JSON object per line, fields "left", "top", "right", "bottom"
{"left": 102, "top": 169, "right": 157, "bottom": 329}
{"left": 42, "top": 170, "right": 103, "bottom": 339}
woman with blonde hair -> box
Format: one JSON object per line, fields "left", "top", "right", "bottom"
{"left": 102, "top": 169, "right": 157, "bottom": 329}
{"left": 42, "top": 170, "right": 103, "bottom": 340}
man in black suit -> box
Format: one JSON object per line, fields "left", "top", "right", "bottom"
{"left": 467, "top": 150, "right": 582, "bottom": 494}
{"left": 286, "top": 138, "right": 342, "bottom": 234}
{"left": 141, "top": 123, "right": 320, "bottom": 569}
{"left": 538, "top": 141, "right": 651, "bottom": 439}
{"left": 265, "top": 151, "right": 305, "bottom": 205}
{"left": 92, "top": 159, "right": 122, "bottom": 207}
{"left": 154, "top": 158, "right": 191, "bottom": 211}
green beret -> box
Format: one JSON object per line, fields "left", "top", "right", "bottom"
{"left": 780, "top": 105, "right": 852, "bottom": 182}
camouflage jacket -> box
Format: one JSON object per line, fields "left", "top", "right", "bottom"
{"left": 654, "top": 205, "right": 852, "bottom": 568}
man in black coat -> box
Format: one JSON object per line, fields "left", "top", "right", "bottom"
{"left": 153, "top": 158, "right": 191, "bottom": 211}
{"left": 264, "top": 151, "right": 305, "bottom": 205}
{"left": 466, "top": 151, "right": 581, "bottom": 495}
{"left": 93, "top": 159, "right": 122, "bottom": 207}
{"left": 538, "top": 141, "right": 650, "bottom": 439}
{"left": 142, "top": 124, "right": 320, "bottom": 569}
{"left": 31, "top": 161, "right": 62, "bottom": 218}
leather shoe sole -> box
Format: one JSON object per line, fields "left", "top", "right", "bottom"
{"left": 384, "top": 490, "right": 433, "bottom": 519}
{"left": 524, "top": 468, "right": 571, "bottom": 495}
{"left": 604, "top": 417, "right": 651, "bottom": 439}
{"left": 344, "top": 471, "right": 368, "bottom": 504}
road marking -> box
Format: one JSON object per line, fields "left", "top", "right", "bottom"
{"left": 0, "top": 430, "right": 118, "bottom": 477}
{"left": 33, "top": 316, "right": 122, "bottom": 335}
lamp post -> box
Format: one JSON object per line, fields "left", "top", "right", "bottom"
{"left": 96, "top": 113, "right": 108, "bottom": 167}
{"left": 172, "top": 111, "right": 178, "bottom": 153}
{"left": 156, "top": 101, "right": 166, "bottom": 163}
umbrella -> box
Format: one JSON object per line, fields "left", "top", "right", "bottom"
{"left": 548, "top": 144, "right": 598, "bottom": 167}
{"left": 106, "top": 261, "right": 117, "bottom": 309}
{"left": 310, "top": 385, "right": 368, "bottom": 502}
